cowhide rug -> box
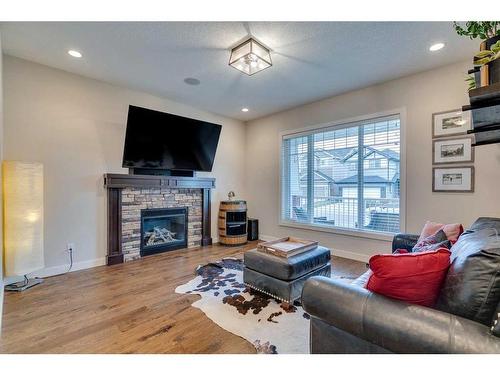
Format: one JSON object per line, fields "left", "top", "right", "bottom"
{"left": 175, "top": 257, "right": 350, "bottom": 354}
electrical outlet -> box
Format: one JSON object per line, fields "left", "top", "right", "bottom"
{"left": 67, "top": 243, "right": 75, "bottom": 253}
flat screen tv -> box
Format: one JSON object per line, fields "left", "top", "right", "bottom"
{"left": 122, "top": 105, "right": 222, "bottom": 172}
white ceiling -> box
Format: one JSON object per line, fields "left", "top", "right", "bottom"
{"left": 0, "top": 22, "right": 477, "bottom": 121}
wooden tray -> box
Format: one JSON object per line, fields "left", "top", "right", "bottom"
{"left": 257, "top": 237, "right": 318, "bottom": 258}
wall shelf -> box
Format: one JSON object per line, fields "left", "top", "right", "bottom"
{"left": 463, "top": 83, "right": 500, "bottom": 146}
{"left": 468, "top": 82, "right": 500, "bottom": 104}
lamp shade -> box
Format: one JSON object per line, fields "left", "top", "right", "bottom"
{"left": 3, "top": 161, "right": 44, "bottom": 277}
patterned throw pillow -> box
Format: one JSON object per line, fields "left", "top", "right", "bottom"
{"left": 412, "top": 229, "right": 452, "bottom": 253}
{"left": 418, "top": 221, "right": 464, "bottom": 244}
{"left": 492, "top": 312, "right": 500, "bottom": 337}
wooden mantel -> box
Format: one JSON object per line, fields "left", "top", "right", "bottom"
{"left": 104, "top": 173, "right": 216, "bottom": 265}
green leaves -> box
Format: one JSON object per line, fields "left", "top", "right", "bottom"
{"left": 453, "top": 21, "right": 500, "bottom": 40}
{"left": 474, "top": 50, "right": 494, "bottom": 66}
{"left": 492, "top": 40, "right": 500, "bottom": 53}
{"left": 473, "top": 44, "right": 500, "bottom": 66}
{"left": 465, "top": 75, "right": 476, "bottom": 91}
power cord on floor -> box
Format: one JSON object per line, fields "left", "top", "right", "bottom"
{"left": 67, "top": 246, "right": 74, "bottom": 273}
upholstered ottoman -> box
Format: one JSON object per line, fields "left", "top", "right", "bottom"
{"left": 243, "top": 246, "right": 331, "bottom": 303}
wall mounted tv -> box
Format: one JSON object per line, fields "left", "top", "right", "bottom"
{"left": 122, "top": 105, "right": 222, "bottom": 174}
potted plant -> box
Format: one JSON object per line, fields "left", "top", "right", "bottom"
{"left": 474, "top": 40, "right": 500, "bottom": 84}
{"left": 454, "top": 22, "right": 500, "bottom": 86}
{"left": 454, "top": 21, "right": 500, "bottom": 48}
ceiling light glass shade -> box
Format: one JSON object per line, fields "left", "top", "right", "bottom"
{"left": 3, "top": 161, "right": 44, "bottom": 277}
{"left": 229, "top": 38, "right": 272, "bottom": 76}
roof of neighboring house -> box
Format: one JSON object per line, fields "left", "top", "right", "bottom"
{"left": 314, "top": 146, "right": 400, "bottom": 162}
{"left": 324, "top": 148, "right": 355, "bottom": 159}
{"left": 374, "top": 148, "right": 400, "bottom": 160}
{"left": 300, "top": 170, "right": 335, "bottom": 183}
{"left": 336, "top": 174, "right": 391, "bottom": 184}
{"left": 341, "top": 146, "right": 400, "bottom": 162}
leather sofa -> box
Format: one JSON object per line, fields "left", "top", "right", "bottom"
{"left": 302, "top": 217, "right": 500, "bottom": 353}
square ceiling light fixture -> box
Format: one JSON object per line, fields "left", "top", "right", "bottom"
{"left": 229, "top": 37, "right": 272, "bottom": 76}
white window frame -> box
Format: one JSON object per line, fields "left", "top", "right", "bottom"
{"left": 278, "top": 108, "right": 407, "bottom": 242}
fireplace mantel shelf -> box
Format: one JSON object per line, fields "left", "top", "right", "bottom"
{"left": 104, "top": 173, "right": 215, "bottom": 265}
{"left": 103, "top": 173, "right": 215, "bottom": 190}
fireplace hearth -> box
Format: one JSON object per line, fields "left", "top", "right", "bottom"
{"left": 140, "top": 207, "right": 188, "bottom": 257}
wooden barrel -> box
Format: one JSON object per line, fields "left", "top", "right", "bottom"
{"left": 218, "top": 200, "right": 248, "bottom": 246}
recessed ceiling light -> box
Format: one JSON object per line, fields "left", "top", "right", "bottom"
{"left": 429, "top": 43, "right": 445, "bottom": 52}
{"left": 241, "top": 108, "right": 249, "bottom": 112}
{"left": 184, "top": 77, "right": 201, "bottom": 86}
{"left": 68, "top": 50, "right": 82, "bottom": 58}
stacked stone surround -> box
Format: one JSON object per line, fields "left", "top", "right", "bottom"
{"left": 121, "top": 187, "right": 203, "bottom": 262}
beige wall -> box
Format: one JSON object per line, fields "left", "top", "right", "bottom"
{"left": 245, "top": 60, "right": 500, "bottom": 261}
{"left": 3, "top": 56, "right": 246, "bottom": 276}
{"left": 0, "top": 34, "right": 4, "bottom": 329}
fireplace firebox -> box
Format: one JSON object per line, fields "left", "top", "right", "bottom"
{"left": 140, "top": 207, "right": 188, "bottom": 257}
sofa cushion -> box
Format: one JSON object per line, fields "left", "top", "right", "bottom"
{"left": 366, "top": 248, "right": 451, "bottom": 307}
{"left": 436, "top": 222, "right": 500, "bottom": 326}
{"left": 243, "top": 246, "right": 331, "bottom": 281}
{"left": 352, "top": 269, "right": 372, "bottom": 288}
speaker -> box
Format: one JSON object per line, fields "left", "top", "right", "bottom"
{"left": 247, "top": 218, "right": 259, "bottom": 241}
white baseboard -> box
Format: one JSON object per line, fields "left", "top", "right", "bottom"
{"left": 258, "top": 233, "right": 370, "bottom": 263}
{"left": 35, "top": 257, "right": 106, "bottom": 278}
{"left": 3, "top": 257, "right": 106, "bottom": 285}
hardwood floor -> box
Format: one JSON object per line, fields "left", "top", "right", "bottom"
{"left": 0, "top": 241, "right": 366, "bottom": 353}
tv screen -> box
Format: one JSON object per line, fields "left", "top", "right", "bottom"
{"left": 122, "top": 105, "right": 222, "bottom": 172}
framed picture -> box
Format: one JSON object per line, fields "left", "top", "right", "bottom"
{"left": 432, "top": 136, "right": 474, "bottom": 164}
{"left": 432, "top": 109, "right": 471, "bottom": 138}
{"left": 433, "top": 167, "right": 474, "bottom": 192}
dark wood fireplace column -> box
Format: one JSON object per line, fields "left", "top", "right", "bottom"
{"left": 104, "top": 173, "right": 216, "bottom": 265}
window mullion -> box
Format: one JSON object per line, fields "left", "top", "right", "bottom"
{"left": 357, "top": 125, "right": 364, "bottom": 229}
{"left": 282, "top": 139, "right": 291, "bottom": 221}
{"left": 307, "top": 135, "right": 314, "bottom": 223}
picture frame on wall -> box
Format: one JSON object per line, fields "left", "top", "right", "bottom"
{"left": 432, "top": 166, "right": 474, "bottom": 193}
{"left": 432, "top": 109, "right": 472, "bottom": 138}
{"left": 432, "top": 136, "right": 474, "bottom": 165}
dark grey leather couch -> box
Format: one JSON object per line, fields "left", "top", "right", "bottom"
{"left": 302, "top": 217, "right": 500, "bottom": 354}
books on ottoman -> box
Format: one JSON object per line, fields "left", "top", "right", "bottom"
{"left": 257, "top": 237, "right": 318, "bottom": 258}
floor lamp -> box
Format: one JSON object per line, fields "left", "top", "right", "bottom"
{"left": 3, "top": 161, "right": 45, "bottom": 292}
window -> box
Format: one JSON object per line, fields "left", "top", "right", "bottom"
{"left": 281, "top": 114, "right": 401, "bottom": 234}
{"left": 367, "top": 159, "right": 382, "bottom": 169}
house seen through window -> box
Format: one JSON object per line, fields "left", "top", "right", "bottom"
{"left": 281, "top": 114, "right": 401, "bottom": 233}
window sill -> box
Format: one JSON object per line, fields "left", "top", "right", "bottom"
{"left": 279, "top": 220, "right": 394, "bottom": 242}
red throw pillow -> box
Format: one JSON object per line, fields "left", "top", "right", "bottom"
{"left": 366, "top": 248, "right": 451, "bottom": 307}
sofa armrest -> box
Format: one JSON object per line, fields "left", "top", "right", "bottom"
{"left": 392, "top": 233, "right": 419, "bottom": 253}
{"left": 302, "top": 276, "right": 500, "bottom": 353}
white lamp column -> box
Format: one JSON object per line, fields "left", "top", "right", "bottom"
{"left": 3, "top": 161, "right": 44, "bottom": 291}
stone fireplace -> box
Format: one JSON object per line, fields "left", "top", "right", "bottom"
{"left": 104, "top": 173, "right": 215, "bottom": 265}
